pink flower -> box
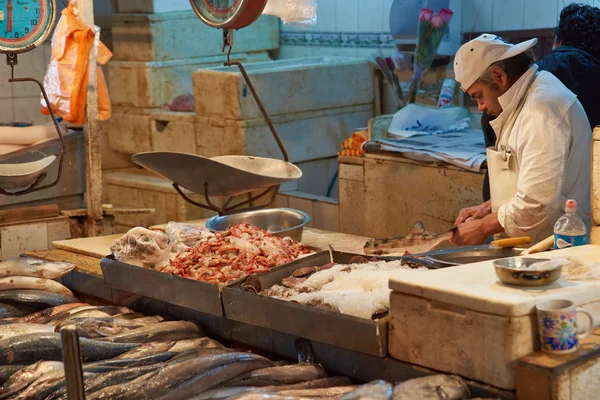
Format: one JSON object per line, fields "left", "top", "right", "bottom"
{"left": 431, "top": 13, "right": 444, "bottom": 28}
{"left": 440, "top": 8, "right": 454, "bottom": 23}
{"left": 419, "top": 8, "right": 433, "bottom": 22}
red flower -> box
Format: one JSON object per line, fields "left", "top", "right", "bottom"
{"left": 440, "top": 8, "right": 454, "bottom": 23}
{"left": 419, "top": 8, "right": 433, "bottom": 22}
{"left": 431, "top": 13, "right": 444, "bottom": 27}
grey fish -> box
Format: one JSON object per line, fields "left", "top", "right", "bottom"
{"left": 5, "top": 303, "right": 89, "bottom": 324}
{"left": 392, "top": 375, "right": 468, "bottom": 400}
{"left": 0, "top": 302, "right": 38, "bottom": 319}
{"left": 0, "top": 290, "right": 78, "bottom": 308}
{"left": 0, "top": 276, "right": 73, "bottom": 296}
{"left": 0, "top": 258, "right": 75, "bottom": 279}
{"left": 0, "top": 323, "right": 54, "bottom": 340}
{"left": 61, "top": 316, "right": 165, "bottom": 339}
{"left": 88, "top": 352, "right": 273, "bottom": 400}
{"left": 0, "top": 333, "right": 138, "bottom": 365}
{"left": 85, "top": 352, "right": 177, "bottom": 368}
{"left": 38, "top": 305, "right": 97, "bottom": 325}
{"left": 0, "top": 360, "right": 63, "bottom": 399}
{"left": 189, "top": 386, "right": 256, "bottom": 400}
{"left": 364, "top": 221, "right": 453, "bottom": 256}
{"left": 166, "top": 347, "right": 234, "bottom": 364}
{"left": 216, "top": 377, "right": 354, "bottom": 400}
{"left": 340, "top": 380, "right": 393, "bottom": 400}
{"left": 12, "top": 370, "right": 95, "bottom": 400}
{"left": 278, "top": 386, "right": 357, "bottom": 397}
{"left": 51, "top": 306, "right": 133, "bottom": 328}
{"left": 115, "top": 341, "right": 176, "bottom": 359}
{"left": 0, "top": 365, "right": 25, "bottom": 386}
{"left": 97, "top": 321, "right": 204, "bottom": 343}
{"left": 226, "top": 364, "right": 327, "bottom": 387}
{"left": 169, "top": 337, "right": 223, "bottom": 352}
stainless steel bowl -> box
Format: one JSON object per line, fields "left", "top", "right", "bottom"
{"left": 205, "top": 208, "right": 310, "bottom": 242}
{"left": 493, "top": 257, "right": 560, "bottom": 286}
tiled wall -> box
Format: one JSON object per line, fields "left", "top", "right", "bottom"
{"left": 0, "top": 0, "right": 115, "bottom": 125}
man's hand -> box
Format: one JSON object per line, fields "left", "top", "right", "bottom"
{"left": 450, "top": 219, "right": 488, "bottom": 246}
{"left": 455, "top": 200, "right": 492, "bottom": 225}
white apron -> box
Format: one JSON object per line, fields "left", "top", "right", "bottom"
{"left": 486, "top": 76, "right": 536, "bottom": 239}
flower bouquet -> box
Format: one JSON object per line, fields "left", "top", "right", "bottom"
{"left": 406, "top": 8, "right": 454, "bottom": 104}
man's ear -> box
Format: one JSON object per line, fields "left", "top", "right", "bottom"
{"left": 489, "top": 65, "right": 508, "bottom": 87}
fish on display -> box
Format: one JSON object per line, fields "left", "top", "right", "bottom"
{"left": 0, "top": 361, "right": 63, "bottom": 399}
{"left": 225, "top": 364, "right": 328, "bottom": 387}
{"left": 96, "top": 321, "right": 204, "bottom": 343}
{"left": 364, "top": 221, "right": 454, "bottom": 256}
{"left": 392, "top": 374, "right": 468, "bottom": 400}
{"left": 5, "top": 303, "right": 88, "bottom": 324}
{"left": 0, "top": 323, "right": 54, "bottom": 340}
{"left": 0, "top": 258, "right": 75, "bottom": 280}
{"left": 0, "top": 302, "right": 39, "bottom": 319}
{"left": 0, "top": 290, "right": 79, "bottom": 309}
{"left": 340, "top": 380, "right": 393, "bottom": 399}
{"left": 0, "top": 277, "right": 73, "bottom": 296}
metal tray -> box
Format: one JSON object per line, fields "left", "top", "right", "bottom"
{"left": 100, "top": 255, "right": 230, "bottom": 316}
{"left": 222, "top": 251, "right": 437, "bottom": 358}
{"left": 423, "top": 245, "right": 527, "bottom": 267}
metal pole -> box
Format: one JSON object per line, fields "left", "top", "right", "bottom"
{"left": 79, "top": 0, "right": 104, "bottom": 237}
{"left": 61, "top": 326, "right": 86, "bottom": 400}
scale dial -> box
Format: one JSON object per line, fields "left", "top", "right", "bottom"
{"left": 189, "top": 0, "right": 268, "bottom": 29}
{"left": 0, "top": 0, "right": 55, "bottom": 53}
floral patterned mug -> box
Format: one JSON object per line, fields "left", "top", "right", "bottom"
{"left": 536, "top": 299, "right": 595, "bottom": 354}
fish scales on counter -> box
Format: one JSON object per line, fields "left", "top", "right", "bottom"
{"left": 364, "top": 221, "right": 453, "bottom": 256}
{"left": 260, "top": 259, "right": 430, "bottom": 319}
{"left": 0, "top": 258, "right": 75, "bottom": 280}
{"left": 159, "top": 224, "right": 313, "bottom": 285}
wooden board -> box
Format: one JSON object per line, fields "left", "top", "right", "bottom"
{"left": 0, "top": 204, "right": 59, "bottom": 225}
{"left": 25, "top": 248, "right": 104, "bottom": 276}
{"left": 52, "top": 234, "right": 122, "bottom": 259}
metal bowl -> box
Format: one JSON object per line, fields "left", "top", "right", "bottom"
{"left": 425, "top": 246, "right": 528, "bottom": 267}
{"left": 493, "top": 257, "right": 561, "bottom": 287}
{"left": 205, "top": 208, "right": 310, "bottom": 242}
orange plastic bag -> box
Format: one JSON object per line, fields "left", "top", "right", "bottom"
{"left": 40, "top": 1, "right": 112, "bottom": 124}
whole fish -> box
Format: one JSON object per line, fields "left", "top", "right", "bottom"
{"left": 0, "top": 365, "right": 25, "bottom": 386}
{"left": 0, "top": 290, "right": 78, "bottom": 308}
{"left": 0, "top": 333, "right": 138, "bottom": 365}
{"left": 169, "top": 337, "right": 222, "bottom": 352}
{"left": 226, "top": 364, "right": 327, "bottom": 387}
{"left": 264, "top": 377, "right": 353, "bottom": 393}
{"left": 0, "top": 258, "right": 75, "bottom": 279}
{"left": 0, "top": 323, "right": 54, "bottom": 340}
{"left": 392, "top": 375, "right": 468, "bottom": 400}
{"left": 12, "top": 370, "right": 95, "bottom": 400}
{"left": 213, "top": 377, "right": 355, "bottom": 400}
{"left": 38, "top": 305, "right": 98, "bottom": 325}
{"left": 5, "top": 303, "right": 88, "bottom": 324}
{"left": 340, "top": 380, "right": 393, "bottom": 400}
{"left": 53, "top": 306, "right": 133, "bottom": 330}
{"left": 57, "top": 315, "right": 164, "bottom": 338}
{"left": 189, "top": 386, "right": 256, "bottom": 400}
{"left": 278, "top": 386, "right": 356, "bottom": 397}
{"left": 115, "top": 341, "right": 176, "bottom": 359}
{"left": 88, "top": 352, "right": 273, "bottom": 400}
{"left": 364, "top": 221, "right": 454, "bottom": 256}
{"left": 0, "top": 302, "right": 38, "bottom": 319}
{"left": 0, "top": 360, "right": 63, "bottom": 399}
{"left": 97, "top": 321, "right": 204, "bottom": 343}
{"left": 0, "top": 276, "right": 73, "bottom": 296}
{"left": 47, "top": 364, "right": 162, "bottom": 400}
{"left": 85, "top": 352, "right": 177, "bottom": 368}
{"left": 166, "top": 348, "right": 234, "bottom": 364}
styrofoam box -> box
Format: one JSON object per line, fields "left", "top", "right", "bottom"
{"left": 106, "top": 52, "right": 271, "bottom": 109}
{"left": 388, "top": 245, "right": 600, "bottom": 390}
{"left": 193, "top": 57, "right": 376, "bottom": 120}
{"left": 103, "top": 104, "right": 374, "bottom": 164}
{"left": 111, "top": 12, "right": 279, "bottom": 62}
{"left": 117, "top": 0, "right": 190, "bottom": 13}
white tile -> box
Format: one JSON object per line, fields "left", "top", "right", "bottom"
{"left": 383, "top": 0, "right": 394, "bottom": 33}
{"left": 0, "top": 60, "right": 13, "bottom": 99}
{"left": 336, "top": 0, "right": 359, "bottom": 32}
{"left": 277, "top": 45, "right": 315, "bottom": 59}
{"left": 14, "top": 98, "right": 49, "bottom": 125}
{"left": 315, "top": 0, "right": 337, "bottom": 32}
{"left": 10, "top": 50, "right": 47, "bottom": 98}
{"left": 0, "top": 99, "right": 14, "bottom": 123}
{"left": 358, "top": 0, "right": 384, "bottom": 32}
{"left": 524, "top": 0, "right": 558, "bottom": 29}
{"left": 334, "top": 47, "right": 358, "bottom": 57}
{"left": 461, "top": 0, "right": 493, "bottom": 34}
{"left": 492, "top": 0, "right": 525, "bottom": 31}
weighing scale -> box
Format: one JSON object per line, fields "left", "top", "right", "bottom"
{"left": 132, "top": 0, "right": 302, "bottom": 216}
{"left": 0, "top": 0, "right": 65, "bottom": 196}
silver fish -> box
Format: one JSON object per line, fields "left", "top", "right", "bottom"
{"left": 6, "top": 303, "right": 89, "bottom": 324}
{"left": 115, "top": 341, "right": 176, "bottom": 359}
{"left": 188, "top": 386, "right": 256, "bottom": 400}
{"left": 226, "top": 364, "right": 327, "bottom": 387}
{"left": 0, "top": 276, "right": 73, "bottom": 296}
{"left": 0, "top": 290, "right": 78, "bottom": 309}
{"left": 340, "top": 380, "right": 393, "bottom": 400}
{"left": 0, "top": 302, "right": 38, "bottom": 319}
{"left": 0, "top": 361, "right": 63, "bottom": 399}
{"left": 278, "top": 386, "right": 357, "bottom": 397}
{"left": 0, "top": 323, "right": 54, "bottom": 340}
{"left": 0, "top": 365, "right": 25, "bottom": 386}
{"left": 12, "top": 370, "right": 95, "bottom": 400}
{"left": 0, "top": 258, "right": 75, "bottom": 280}
{"left": 97, "top": 321, "right": 204, "bottom": 343}
{"left": 364, "top": 221, "right": 453, "bottom": 256}
{"left": 392, "top": 375, "right": 468, "bottom": 400}
{"left": 169, "top": 337, "right": 223, "bottom": 352}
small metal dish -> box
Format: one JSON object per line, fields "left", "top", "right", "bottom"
{"left": 205, "top": 208, "right": 310, "bottom": 242}
{"left": 493, "top": 257, "right": 560, "bottom": 287}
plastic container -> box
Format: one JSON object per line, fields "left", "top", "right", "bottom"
{"left": 554, "top": 199, "right": 587, "bottom": 250}
{"left": 437, "top": 78, "right": 456, "bottom": 108}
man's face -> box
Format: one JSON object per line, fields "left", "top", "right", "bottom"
{"left": 466, "top": 66, "right": 509, "bottom": 117}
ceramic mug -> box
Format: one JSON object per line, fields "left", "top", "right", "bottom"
{"left": 536, "top": 299, "right": 594, "bottom": 354}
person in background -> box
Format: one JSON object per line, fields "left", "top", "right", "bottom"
{"left": 451, "top": 34, "right": 592, "bottom": 246}
{"left": 480, "top": 3, "right": 600, "bottom": 203}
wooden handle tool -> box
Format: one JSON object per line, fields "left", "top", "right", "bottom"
{"left": 521, "top": 235, "right": 554, "bottom": 255}
{"left": 490, "top": 236, "right": 532, "bottom": 248}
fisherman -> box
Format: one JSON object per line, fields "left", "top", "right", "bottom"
{"left": 481, "top": 3, "right": 600, "bottom": 203}
{"left": 450, "top": 34, "right": 592, "bottom": 246}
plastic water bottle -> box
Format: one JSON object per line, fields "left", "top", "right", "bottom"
{"left": 554, "top": 199, "right": 587, "bottom": 250}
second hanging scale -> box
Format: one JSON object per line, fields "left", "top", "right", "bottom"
{"left": 132, "top": 0, "right": 303, "bottom": 216}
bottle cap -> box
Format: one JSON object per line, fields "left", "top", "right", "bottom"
{"left": 566, "top": 199, "right": 577, "bottom": 211}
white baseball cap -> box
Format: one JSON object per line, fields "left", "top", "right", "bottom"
{"left": 454, "top": 34, "right": 538, "bottom": 91}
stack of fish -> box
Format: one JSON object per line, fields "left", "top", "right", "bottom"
{"left": 0, "top": 258, "right": 484, "bottom": 399}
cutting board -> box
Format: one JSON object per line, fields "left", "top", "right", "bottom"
{"left": 389, "top": 245, "right": 600, "bottom": 317}
{"left": 52, "top": 234, "right": 122, "bottom": 259}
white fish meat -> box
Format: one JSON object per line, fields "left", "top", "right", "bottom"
{"left": 392, "top": 375, "right": 468, "bottom": 400}
{"left": 0, "top": 277, "right": 73, "bottom": 296}
{"left": 364, "top": 221, "right": 453, "bottom": 256}
{"left": 0, "top": 258, "right": 75, "bottom": 280}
